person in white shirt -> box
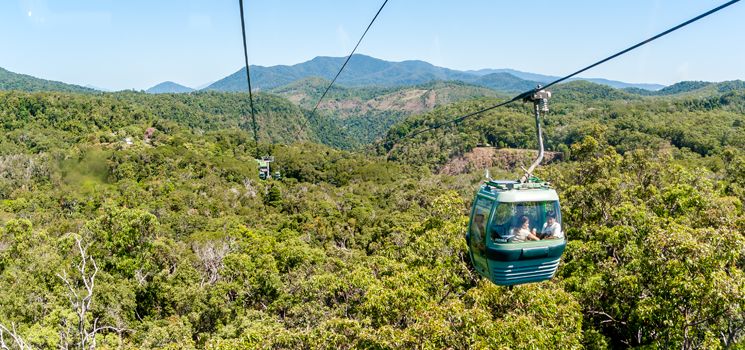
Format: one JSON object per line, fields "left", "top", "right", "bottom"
{"left": 541, "top": 214, "right": 563, "bottom": 240}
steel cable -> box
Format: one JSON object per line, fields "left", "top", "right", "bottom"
{"left": 284, "top": 0, "right": 741, "bottom": 172}
{"left": 293, "top": 0, "right": 390, "bottom": 141}
{"left": 239, "top": 0, "right": 259, "bottom": 155}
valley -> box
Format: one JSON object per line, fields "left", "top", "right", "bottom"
{"left": 0, "top": 60, "right": 744, "bottom": 350}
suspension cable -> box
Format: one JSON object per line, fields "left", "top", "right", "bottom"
{"left": 239, "top": 0, "right": 259, "bottom": 156}
{"left": 293, "top": 0, "right": 389, "bottom": 141}
{"left": 285, "top": 0, "right": 741, "bottom": 172}
{"left": 540, "top": 0, "right": 741, "bottom": 92}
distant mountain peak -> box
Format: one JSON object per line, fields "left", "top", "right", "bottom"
{"left": 463, "top": 68, "right": 665, "bottom": 91}
{"left": 146, "top": 81, "right": 195, "bottom": 94}
{"left": 195, "top": 81, "right": 215, "bottom": 90}
{"left": 85, "top": 84, "right": 112, "bottom": 92}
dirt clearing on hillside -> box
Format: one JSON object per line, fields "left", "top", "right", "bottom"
{"left": 440, "top": 148, "right": 563, "bottom": 176}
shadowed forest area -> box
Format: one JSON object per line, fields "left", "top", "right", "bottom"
{"left": 0, "top": 81, "right": 744, "bottom": 349}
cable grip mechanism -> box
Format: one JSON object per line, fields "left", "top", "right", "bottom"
{"left": 519, "top": 85, "right": 552, "bottom": 183}
{"left": 524, "top": 84, "right": 552, "bottom": 115}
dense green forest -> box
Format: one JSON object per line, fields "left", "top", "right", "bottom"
{"left": 269, "top": 76, "right": 745, "bottom": 147}
{"left": 0, "top": 67, "right": 97, "bottom": 95}
{"left": 0, "top": 89, "right": 359, "bottom": 153}
{"left": 622, "top": 80, "right": 745, "bottom": 98}
{"left": 0, "top": 79, "right": 744, "bottom": 349}
{"left": 383, "top": 81, "right": 745, "bottom": 173}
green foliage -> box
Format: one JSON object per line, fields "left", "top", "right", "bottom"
{"left": 541, "top": 134, "right": 745, "bottom": 349}
{"left": 85, "top": 204, "right": 159, "bottom": 276}
{"left": 1, "top": 76, "right": 744, "bottom": 349}
{"left": 266, "top": 185, "right": 283, "bottom": 209}
{"left": 383, "top": 83, "right": 745, "bottom": 173}
{"left": 0, "top": 89, "right": 359, "bottom": 154}
{"left": 0, "top": 67, "right": 97, "bottom": 94}
{"left": 623, "top": 80, "right": 745, "bottom": 98}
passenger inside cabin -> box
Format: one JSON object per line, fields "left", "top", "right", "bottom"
{"left": 510, "top": 203, "right": 526, "bottom": 228}
{"left": 472, "top": 213, "right": 486, "bottom": 238}
{"left": 511, "top": 215, "right": 540, "bottom": 242}
{"left": 540, "top": 214, "right": 563, "bottom": 240}
{"left": 472, "top": 213, "right": 487, "bottom": 254}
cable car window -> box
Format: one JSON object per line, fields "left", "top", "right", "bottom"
{"left": 489, "top": 201, "right": 562, "bottom": 243}
{"left": 469, "top": 197, "right": 492, "bottom": 273}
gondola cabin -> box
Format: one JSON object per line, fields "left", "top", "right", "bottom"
{"left": 255, "top": 159, "right": 270, "bottom": 180}
{"left": 467, "top": 180, "right": 566, "bottom": 286}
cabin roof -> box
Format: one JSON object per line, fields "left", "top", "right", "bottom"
{"left": 477, "top": 185, "right": 559, "bottom": 202}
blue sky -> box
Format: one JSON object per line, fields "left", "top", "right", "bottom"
{"left": 1, "top": 0, "right": 743, "bottom": 91}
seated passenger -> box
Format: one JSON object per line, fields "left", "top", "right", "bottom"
{"left": 512, "top": 215, "right": 540, "bottom": 243}
{"left": 472, "top": 213, "right": 486, "bottom": 239}
{"left": 541, "top": 214, "right": 564, "bottom": 240}
{"left": 471, "top": 213, "right": 487, "bottom": 254}
{"left": 509, "top": 204, "right": 526, "bottom": 228}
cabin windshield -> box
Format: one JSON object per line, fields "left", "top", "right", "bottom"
{"left": 488, "top": 201, "right": 562, "bottom": 243}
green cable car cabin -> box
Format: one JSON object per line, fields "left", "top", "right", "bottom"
{"left": 467, "top": 180, "right": 566, "bottom": 286}
{"left": 466, "top": 86, "right": 566, "bottom": 286}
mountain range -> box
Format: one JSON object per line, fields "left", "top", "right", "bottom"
{"left": 0, "top": 55, "right": 672, "bottom": 98}
{"left": 85, "top": 84, "right": 112, "bottom": 92}
{"left": 204, "top": 55, "right": 666, "bottom": 93}
{"left": 1, "top": 58, "right": 742, "bottom": 107}
{"left": 622, "top": 80, "right": 745, "bottom": 97}
{"left": 465, "top": 68, "right": 666, "bottom": 90}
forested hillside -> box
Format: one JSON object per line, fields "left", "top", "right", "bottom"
{"left": 467, "top": 68, "right": 666, "bottom": 90}
{"left": 384, "top": 81, "right": 745, "bottom": 173}
{"left": 0, "top": 81, "right": 744, "bottom": 349}
{"left": 0, "top": 67, "right": 96, "bottom": 94}
{"left": 0, "top": 90, "right": 359, "bottom": 152}
{"left": 469, "top": 72, "right": 541, "bottom": 93}
{"left": 269, "top": 78, "right": 507, "bottom": 144}
{"left": 623, "top": 80, "right": 745, "bottom": 98}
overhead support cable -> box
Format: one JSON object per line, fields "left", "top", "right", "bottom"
{"left": 239, "top": 0, "right": 260, "bottom": 155}
{"left": 285, "top": 0, "right": 741, "bottom": 172}
{"left": 536, "top": 0, "right": 742, "bottom": 93}
{"left": 293, "top": 0, "right": 390, "bottom": 140}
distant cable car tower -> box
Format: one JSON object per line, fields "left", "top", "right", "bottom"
{"left": 254, "top": 155, "right": 275, "bottom": 180}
